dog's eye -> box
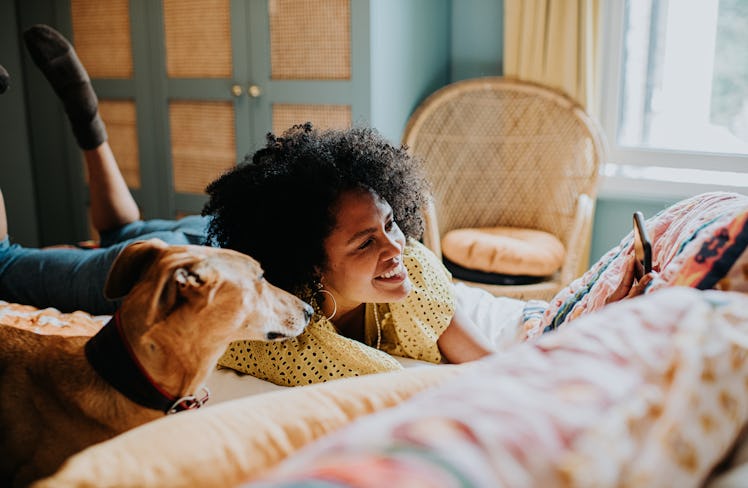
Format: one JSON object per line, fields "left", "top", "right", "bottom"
{"left": 257, "top": 273, "right": 264, "bottom": 281}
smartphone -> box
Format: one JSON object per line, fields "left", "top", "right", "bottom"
{"left": 633, "top": 211, "right": 652, "bottom": 280}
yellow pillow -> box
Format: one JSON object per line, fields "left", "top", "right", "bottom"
{"left": 442, "top": 227, "right": 565, "bottom": 276}
{"left": 35, "top": 365, "right": 464, "bottom": 488}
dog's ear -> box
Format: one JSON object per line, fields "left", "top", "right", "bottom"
{"left": 151, "top": 262, "right": 212, "bottom": 322}
{"left": 174, "top": 267, "right": 207, "bottom": 293}
{"left": 104, "top": 239, "right": 169, "bottom": 300}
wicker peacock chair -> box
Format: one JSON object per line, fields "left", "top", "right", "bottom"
{"left": 403, "top": 77, "right": 607, "bottom": 301}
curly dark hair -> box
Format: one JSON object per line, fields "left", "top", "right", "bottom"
{"left": 202, "top": 123, "right": 430, "bottom": 296}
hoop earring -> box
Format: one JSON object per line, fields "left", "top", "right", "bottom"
{"left": 316, "top": 288, "right": 337, "bottom": 321}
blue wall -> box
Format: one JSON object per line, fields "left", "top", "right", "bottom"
{"left": 370, "top": 0, "right": 450, "bottom": 142}
{"left": 590, "top": 196, "right": 679, "bottom": 261}
{"left": 450, "top": 0, "right": 503, "bottom": 81}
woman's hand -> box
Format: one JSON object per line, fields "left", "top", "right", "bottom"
{"left": 605, "top": 255, "right": 658, "bottom": 304}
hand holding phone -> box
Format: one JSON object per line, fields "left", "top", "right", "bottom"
{"left": 633, "top": 211, "right": 652, "bottom": 280}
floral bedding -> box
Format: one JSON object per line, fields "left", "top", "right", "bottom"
{"left": 0, "top": 300, "right": 105, "bottom": 336}
{"left": 542, "top": 191, "right": 748, "bottom": 332}
{"left": 246, "top": 287, "right": 748, "bottom": 487}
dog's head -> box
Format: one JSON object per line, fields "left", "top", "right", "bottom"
{"left": 104, "top": 239, "right": 313, "bottom": 342}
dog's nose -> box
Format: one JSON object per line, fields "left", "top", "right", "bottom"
{"left": 266, "top": 332, "right": 287, "bottom": 341}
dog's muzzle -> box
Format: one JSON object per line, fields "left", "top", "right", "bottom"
{"left": 265, "top": 304, "right": 313, "bottom": 340}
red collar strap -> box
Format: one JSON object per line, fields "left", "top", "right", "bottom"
{"left": 85, "top": 312, "right": 210, "bottom": 414}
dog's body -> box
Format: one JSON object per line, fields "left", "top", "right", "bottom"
{"left": 0, "top": 239, "right": 312, "bottom": 487}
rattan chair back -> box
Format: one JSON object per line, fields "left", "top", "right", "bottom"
{"left": 403, "top": 77, "right": 606, "bottom": 300}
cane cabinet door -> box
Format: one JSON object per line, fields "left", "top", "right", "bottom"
{"left": 27, "top": 0, "right": 356, "bottom": 237}
{"left": 21, "top": 0, "right": 448, "bottom": 243}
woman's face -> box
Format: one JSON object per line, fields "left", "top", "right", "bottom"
{"left": 320, "top": 188, "right": 412, "bottom": 316}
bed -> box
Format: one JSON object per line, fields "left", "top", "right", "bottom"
{"left": 3, "top": 191, "right": 748, "bottom": 488}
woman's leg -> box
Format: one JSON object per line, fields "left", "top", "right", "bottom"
{"left": 1, "top": 65, "right": 9, "bottom": 240}
{"left": 0, "top": 187, "right": 106, "bottom": 313}
{"left": 2, "top": 183, "right": 202, "bottom": 311}
{"left": 84, "top": 143, "right": 140, "bottom": 233}
{"left": 0, "top": 189, "right": 7, "bottom": 242}
{"left": 0, "top": 63, "right": 9, "bottom": 94}
{"left": 1, "top": 182, "right": 201, "bottom": 312}
{"left": 24, "top": 25, "right": 139, "bottom": 233}
{"left": 0, "top": 227, "right": 201, "bottom": 315}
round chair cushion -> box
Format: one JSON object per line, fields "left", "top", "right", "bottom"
{"left": 441, "top": 227, "right": 566, "bottom": 277}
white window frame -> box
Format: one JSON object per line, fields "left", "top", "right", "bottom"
{"left": 598, "top": 0, "right": 748, "bottom": 200}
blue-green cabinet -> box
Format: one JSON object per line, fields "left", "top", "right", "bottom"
{"left": 19, "top": 0, "right": 449, "bottom": 245}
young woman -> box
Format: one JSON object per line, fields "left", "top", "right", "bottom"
{"left": 202, "top": 123, "right": 653, "bottom": 386}
{"left": 202, "top": 123, "right": 504, "bottom": 385}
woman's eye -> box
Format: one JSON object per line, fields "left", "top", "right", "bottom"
{"left": 358, "top": 238, "right": 373, "bottom": 250}
{"left": 385, "top": 220, "right": 394, "bottom": 232}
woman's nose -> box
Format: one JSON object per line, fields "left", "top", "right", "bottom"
{"left": 382, "top": 234, "right": 403, "bottom": 259}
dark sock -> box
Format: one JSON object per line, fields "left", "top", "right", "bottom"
{"left": 0, "top": 65, "right": 9, "bottom": 94}
{"left": 23, "top": 24, "right": 107, "bottom": 150}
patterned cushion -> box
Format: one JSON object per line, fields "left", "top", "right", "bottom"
{"left": 541, "top": 192, "right": 748, "bottom": 332}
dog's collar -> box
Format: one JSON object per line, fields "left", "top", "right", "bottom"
{"left": 85, "top": 312, "right": 210, "bottom": 414}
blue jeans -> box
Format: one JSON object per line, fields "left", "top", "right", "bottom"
{"left": 0, "top": 216, "right": 210, "bottom": 315}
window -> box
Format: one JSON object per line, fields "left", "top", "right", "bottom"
{"left": 600, "top": 0, "right": 748, "bottom": 197}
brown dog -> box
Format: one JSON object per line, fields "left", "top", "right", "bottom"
{"left": 0, "top": 239, "right": 313, "bottom": 487}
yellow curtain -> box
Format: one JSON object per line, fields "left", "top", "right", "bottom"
{"left": 504, "top": 0, "right": 600, "bottom": 114}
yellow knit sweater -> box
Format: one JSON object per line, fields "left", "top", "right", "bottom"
{"left": 218, "top": 240, "right": 455, "bottom": 386}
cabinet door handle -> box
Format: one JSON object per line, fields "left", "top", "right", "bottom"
{"left": 231, "top": 84, "right": 243, "bottom": 97}
{"left": 248, "top": 85, "right": 262, "bottom": 98}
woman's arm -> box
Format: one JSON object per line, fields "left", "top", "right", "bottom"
{"left": 437, "top": 305, "right": 495, "bottom": 363}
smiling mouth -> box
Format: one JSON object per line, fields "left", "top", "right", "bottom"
{"left": 377, "top": 262, "right": 405, "bottom": 281}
